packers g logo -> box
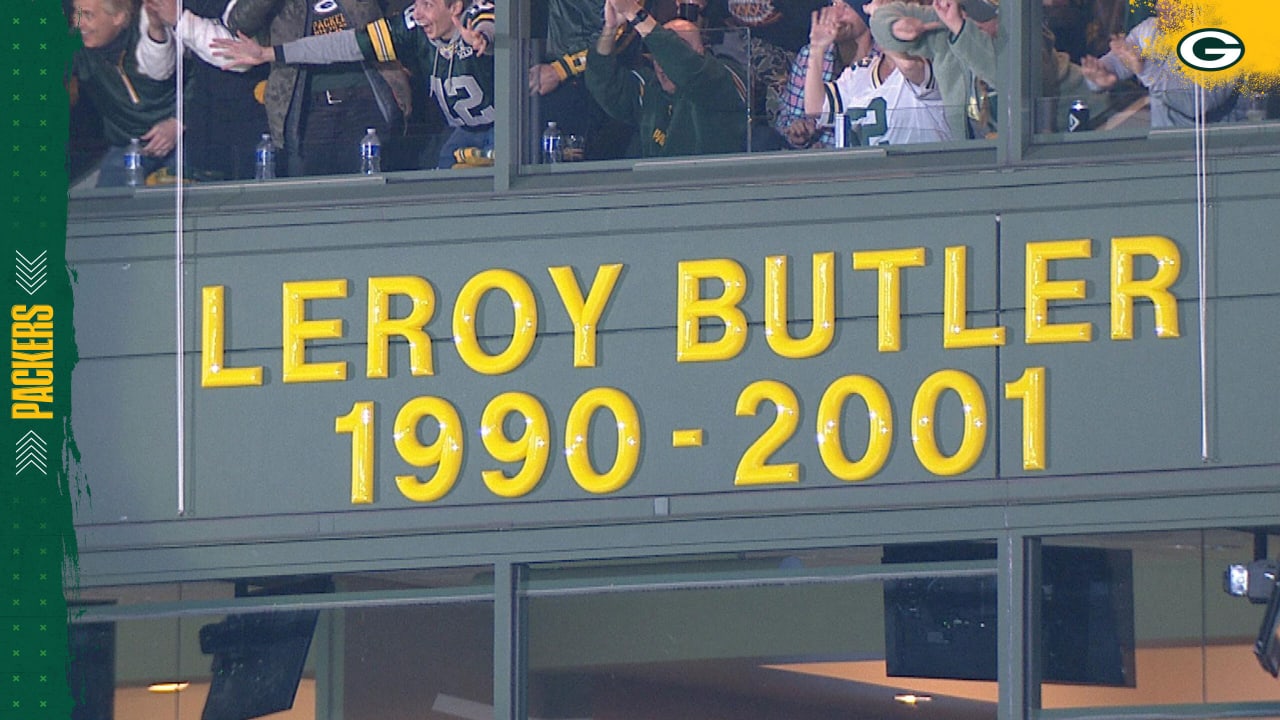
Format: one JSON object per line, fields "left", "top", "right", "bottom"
{"left": 1176, "top": 28, "right": 1244, "bottom": 71}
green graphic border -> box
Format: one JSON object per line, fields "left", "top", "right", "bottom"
{"left": 1, "top": 1, "right": 77, "bottom": 719}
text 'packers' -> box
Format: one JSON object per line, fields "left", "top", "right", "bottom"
{"left": 11, "top": 305, "right": 54, "bottom": 420}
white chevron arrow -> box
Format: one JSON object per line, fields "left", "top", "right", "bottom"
{"left": 15, "top": 430, "right": 48, "bottom": 475}
{"left": 16, "top": 249, "right": 48, "bottom": 296}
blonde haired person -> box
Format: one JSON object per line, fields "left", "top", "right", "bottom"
{"left": 70, "top": 0, "right": 180, "bottom": 185}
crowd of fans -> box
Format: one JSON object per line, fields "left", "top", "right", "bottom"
{"left": 67, "top": 0, "right": 1274, "bottom": 186}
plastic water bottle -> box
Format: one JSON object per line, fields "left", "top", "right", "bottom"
{"left": 541, "top": 121, "right": 562, "bottom": 164}
{"left": 254, "top": 133, "right": 276, "bottom": 180}
{"left": 359, "top": 127, "right": 381, "bottom": 175}
{"left": 123, "top": 138, "right": 145, "bottom": 187}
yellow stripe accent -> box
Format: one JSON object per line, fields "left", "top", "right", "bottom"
{"left": 368, "top": 19, "right": 396, "bottom": 62}
{"left": 824, "top": 81, "right": 841, "bottom": 123}
{"left": 728, "top": 68, "right": 747, "bottom": 104}
{"left": 566, "top": 50, "right": 588, "bottom": 76}
{"left": 116, "top": 52, "right": 140, "bottom": 105}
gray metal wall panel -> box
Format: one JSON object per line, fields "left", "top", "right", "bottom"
{"left": 70, "top": 355, "right": 179, "bottom": 525}
{"left": 65, "top": 156, "right": 1280, "bottom": 585}
{"left": 72, "top": 255, "right": 182, "bottom": 359}
{"left": 1207, "top": 295, "right": 1280, "bottom": 465}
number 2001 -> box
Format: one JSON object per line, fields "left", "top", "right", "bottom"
{"left": 335, "top": 368, "right": 1045, "bottom": 504}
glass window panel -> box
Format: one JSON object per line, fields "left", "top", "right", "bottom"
{"left": 1035, "top": 0, "right": 1271, "bottom": 136}
{"left": 74, "top": 580, "right": 239, "bottom": 607}
{"left": 526, "top": 547, "right": 999, "bottom": 720}
{"left": 522, "top": 1, "right": 990, "bottom": 167}
{"left": 67, "top": 0, "right": 183, "bottom": 191}
{"left": 522, "top": 22, "right": 755, "bottom": 164}
{"left": 67, "top": 569, "right": 495, "bottom": 720}
{"left": 1038, "top": 529, "right": 1280, "bottom": 712}
{"left": 68, "top": 0, "right": 499, "bottom": 189}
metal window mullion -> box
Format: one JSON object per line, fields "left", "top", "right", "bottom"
{"left": 997, "top": 0, "right": 1034, "bottom": 166}
{"left": 494, "top": 562, "right": 527, "bottom": 720}
{"left": 494, "top": 0, "right": 526, "bottom": 192}
{"left": 1002, "top": 535, "right": 1040, "bottom": 720}
{"left": 67, "top": 586, "right": 495, "bottom": 624}
{"left": 522, "top": 559, "right": 997, "bottom": 598}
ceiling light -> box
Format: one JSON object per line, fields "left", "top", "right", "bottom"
{"left": 147, "top": 682, "right": 190, "bottom": 694}
{"left": 894, "top": 693, "right": 932, "bottom": 706}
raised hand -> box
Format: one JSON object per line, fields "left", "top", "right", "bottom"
{"left": 1108, "top": 34, "right": 1144, "bottom": 75}
{"left": 862, "top": 0, "right": 887, "bottom": 18}
{"left": 602, "top": 0, "right": 622, "bottom": 30}
{"left": 210, "top": 32, "right": 274, "bottom": 67}
{"left": 890, "top": 15, "right": 943, "bottom": 42}
{"left": 143, "top": 0, "right": 178, "bottom": 29}
{"left": 606, "top": 0, "right": 645, "bottom": 22}
{"left": 1080, "top": 55, "right": 1118, "bottom": 89}
{"left": 933, "top": 0, "right": 964, "bottom": 35}
{"left": 808, "top": 6, "right": 840, "bottom": 51}
{"left": 453, "top": 13, "right": 489, "bottom": 55}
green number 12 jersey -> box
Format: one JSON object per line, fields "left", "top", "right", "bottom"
{"left": 360, "top": 3, "right": 495, "bottom": 129}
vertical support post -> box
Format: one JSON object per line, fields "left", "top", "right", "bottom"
{"left": 1194, "top": 85, "right": 1212, "bottom": 463}
{"left": 315, "top": 609, "right": 346, "bottom": 720}
{"left": 1000, "top": 535, "right": 1039, "bottom": 720}
{"left": 494, "top": 0, "right": 528, "bottom": 192}
{"left": 493, "top": 562, "right": 526, "bottom": 720}
{"left": 997, "top": 0, "right": 1034, "bottom": 165}
{"left": 174, "top": 30, "right": 188, "bottom": 516}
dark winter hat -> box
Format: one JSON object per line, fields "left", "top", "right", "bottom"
{"left": 840, "top": 0, "right": 872, "bottom": 29}
{"left": 960, "top": 0, "right": 998, "bottom": 23}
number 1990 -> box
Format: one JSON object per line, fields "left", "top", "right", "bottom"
{"left": 335, "top": 367, "right": 1046, "bottom": 505}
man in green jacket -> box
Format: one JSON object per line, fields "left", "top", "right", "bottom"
{"left": 585, "top": 0, "right": 748, "bottom": 158}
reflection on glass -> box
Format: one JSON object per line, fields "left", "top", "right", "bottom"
{"left": 777, "top": 0, "right": 956, "bottom": 150}
{"left": 67, "top": 571, "right": 495, "bottom": 720}
{"left": 526, "top": 548, "right": 999, "bottom": 720}
{"left": 529, "top": 2, "right": 769, "bottom": 162}
{"left": 1039, "top": 529, "right": 1280, "bottom": 710}
{"left": 68, "top": 0, "right": 500, "bottom": 188}
{"left": 882, "top": 542, "right": 1136, "bottom": 687}
{"left": 530, "top": 23, "right": 753, "bottom": 161}
{"left": 68, "top": 608, "right": 321, "bottom": 720}
{"left": 524, "top": 0, "right": 986, "bottom": 163}
{"left": 1038, "top": 0, "right": 1270, "bottom": 135}
{"left": 68, "top": 0, "right": 180, "bottom": 189}
{"left": 867, "top": 0, "right": 999, "bottom": 142}
{"left": 203, "top": 0, "right": 495, "bottom": 175}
